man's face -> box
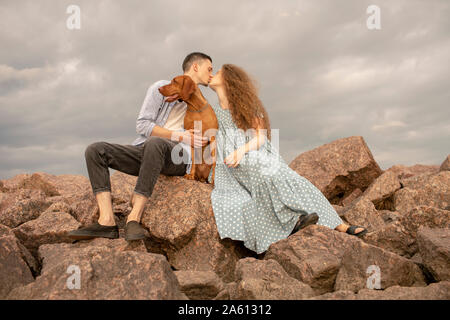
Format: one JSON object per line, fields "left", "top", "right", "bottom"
{"left": 195, "top": 59, "right": 213, "bottom": 86}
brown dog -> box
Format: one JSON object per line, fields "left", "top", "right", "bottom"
{"left": 158, "top": 75, "right": 218, "bottom": 185}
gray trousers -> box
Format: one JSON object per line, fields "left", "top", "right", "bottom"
{"left": 84, "top": 136, "right": 188, "bottom": 198}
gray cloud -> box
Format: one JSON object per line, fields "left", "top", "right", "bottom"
{"left": 0, "top": 0, "right": 449, "bottom": 180}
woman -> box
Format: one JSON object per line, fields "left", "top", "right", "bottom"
{"left": 206, "top": 64, "right": 367, "bottom": 254}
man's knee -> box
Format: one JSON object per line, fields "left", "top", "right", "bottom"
{"left": 85, "top": 142, "right": 106, "bottom": 159}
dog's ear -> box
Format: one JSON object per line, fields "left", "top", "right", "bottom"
{"left": 178, "top": 75, "right": 196, "bottom": 101}
{"left": 159, "top": 76, "right": 182, "bottom": 102}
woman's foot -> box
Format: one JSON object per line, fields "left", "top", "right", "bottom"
{"left": 335, "top": 224, "right": 367, "bottom": 237}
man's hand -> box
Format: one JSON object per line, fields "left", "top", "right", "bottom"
{"left": 174, "top": 129, "right": 208, "bottom": 148}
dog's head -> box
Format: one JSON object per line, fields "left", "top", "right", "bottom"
{"left": 158, "top": 75, "right": 196, "bottom": 103}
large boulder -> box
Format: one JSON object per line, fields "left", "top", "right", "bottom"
{"left": 289, "top": 136, "right": 383, "bottom": 205}
{"left": 110, "top": 171, "right": 257, "bottom": 283}
{"left": 0, "top": 189, "right": 51, "bottom": 228}
{"left": 264, "top": 225, "right": 360, "bottom": 295}
{"left": 334, "top": 240, "right": 426, "bottom": 292}
{"left": 439, "top": 155, "right": 450, "bottom": 172}
{"left": 0, "top": 224, "right": 36, "bottom": 298}
{"left": 340, "top": 197, "right": 385, "bottom": 232}
{"left": 358, "top": 170, "right": 401, "bottom": 210}
{"left": 230, "top": 258, "right": 315, "bottom": 300}
{"left": 174, "top": 270, "right": 225, "bottom": 300}
{"left": 417, "top": 227, "right": 450, "bottom": 282}
{"left": 311, "top": 281, "right": 450, "bottom": 300}
{"left": 13, "top": 210, "right": 81, "bottom": 257}
{"left": 393, "top": 171, "right": 450, "bottom": 214}
{"left": 363, "top": 206, "right": 449, "bottom": 257}
{"left": 6, "top": 240, "right": 187, "bottom": 300}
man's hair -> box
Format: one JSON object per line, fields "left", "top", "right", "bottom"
{"left": 182, "top": 52, "right": 212, "bottom": 72}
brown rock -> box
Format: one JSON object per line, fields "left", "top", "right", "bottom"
{"left": 231, "top": 258, "right": 315, "bottom": 300}
{"left": 400, "top": 206, "right": 450, "bottom": 241}
{"left": 341, "top": 188, "right": 363, "bottom": 207}
{"left": 6, "top": 241, "right": 187, "bottom": 300}
{"left": 17, "top": 173, "right": 60, "bottom": 197}
{"left": 360, "top": 170, "right": 401, "bottom": 210}
{"left": 0, "top": 224, "right": 36, "bottom": 298}
{"left": 13, "top": 210, "right": 81, "bottom": 256}
{"left": 289, "top": 136, "right": 383, "bottom": 205}
{"left": 440, "top": 155, "right": 450, "bottom": 172}
{"left": 312, "top": 281, "right": 450, "bottom": 300}
{"left": 174, "top": 270, "right": 225, "bottom": 300}
{"left": 393, "top": 171, "right": 450, "bottom": 214}
{"left": 341, "top": 197, "right": 385, "bottom": 232}
{"left": 363, "top": 221, "right": 416, "bottom": 257}
{"left": 109, "top": 171, "right": 256, "bottom": 283}
{"left": 417, "top": 227, "right": 450, "bottom": 281}
{"left": 365, "top": 206, "right": 450, "bottom": 258}
{"left": 264, "top": 225, "right": 360, "bottom": 295}
{"left": 0, "top": 189, "right": 51, "bottom": 228}
{"left": 378, "top": 210, "right": 401, "bottom": 223}
{"left": 386, "top": 164, "right": 440, "bottom": 183}
{"left": 0, "top": 172, "right": 100, "bottom": 227}
{"left": 335, "top": 240, "right": 426, "bottom": 292}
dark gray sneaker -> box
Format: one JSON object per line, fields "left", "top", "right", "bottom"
{"left": 125, "top": 221, "right": 149, "bottom": 241}
{"left": 67, "top": 222, "right": 119, "bottom": 240}
{"left": 290, "top": 213, "right": 319, "bottom": 236}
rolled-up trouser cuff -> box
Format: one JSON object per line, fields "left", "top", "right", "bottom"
{"left": 133, "top": 189, "right": 150, "bottom": 198}
{"left": 93, "top": 187, "right": 112, "bottom": 196}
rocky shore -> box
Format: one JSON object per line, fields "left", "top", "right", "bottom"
{"left": 1, "top": 136, "right": 448, "bottom": 300}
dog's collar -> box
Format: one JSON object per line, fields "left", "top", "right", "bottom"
{"left": 186, "top": 101, "right": 209, "bottom": 112}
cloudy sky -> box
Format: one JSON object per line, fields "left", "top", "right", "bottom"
{"left": 0, "top": 0, "right": 449, "bottom": 180}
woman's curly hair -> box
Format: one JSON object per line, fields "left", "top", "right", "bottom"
{"left": 222, "top": 64, "right": 271, "bottom": 141}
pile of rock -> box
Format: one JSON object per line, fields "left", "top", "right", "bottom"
{"left": 1, "top": 136, "right": 448, "bottom": 300}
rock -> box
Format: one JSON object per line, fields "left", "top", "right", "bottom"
{"left": 289, "top": 136, "right": 383, "bottom": 205}
{"left": 394, "top": 171, "right": 450, "bottom": 214}
{"left": 341, "top": 197, "right": 385, "bottom": 232}
{"left": 0, "top": 189, "right": 51, "bottom": 228}
{"left": 401, "top": 206, "right": 450, "bottom": 237}
{"left": 365, "top": 207, "right": 450, "bottom": 272}
{"left": 440, "top": 155, "right": 450, "bottom": 172}
{"left": 0, "top": 224, "right": 36, "bottom": 298}
{"left": 174, "top": 270, "right": 225, "bottom": 300}
{"left": 335, "top": 240, "right": 426, "bottom": 292}
{"left": 312, "top": 281, "right": 450, "bottom": 300}
{"left": 379, "top": 210, "right": 401, "bottom": 223}
{"left": 341, "top": 188, "right": 363, "bottom": 207}
{"left": 363, "top": 221, "right": 416, "bottom": 257}
{"left": 13, "top": 210, "right": 81, "bottom": 256}
{"left": 6, "top": 241, "right": 187, "bottom": 300}
{"left": 0, "top": 172, "right": 99, "bottom": 227}
{"left": 360, "top": 170, "right": 401, "bottom": 210}
{"left": 230, "top": 258, "right": 315, "bottom": 300}
{"left": 417, "top": 227, "right": 450, "bottom": 281}
{"left": 264, "top": 225, "right": 360, "bottom": 295}
{"left": 386, "top": 164, "right": 440, "bottom": 183}
{"left": 109, "top": 171, "right": 257, "bottom": 283}
{"left": 332, "top": 205, "right": 345, "bottom": 217}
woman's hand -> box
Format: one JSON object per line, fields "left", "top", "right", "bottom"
{"left": 224, "top": 148, "right": 246, "bottom": 168}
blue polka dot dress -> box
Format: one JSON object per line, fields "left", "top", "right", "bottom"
{"left": 207, "top": 104, "right": 343, "bottom": 254}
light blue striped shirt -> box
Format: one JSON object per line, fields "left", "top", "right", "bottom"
{"left": 131, "top": 80, "right": 192, "bottom": 174}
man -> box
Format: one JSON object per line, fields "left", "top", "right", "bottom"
{"left": 68, "top": 52, "right": 213, "bottom": 241}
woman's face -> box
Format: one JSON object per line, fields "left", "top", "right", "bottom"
{"left": 208, "top": 68, "right": 224, "bottom": 91}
